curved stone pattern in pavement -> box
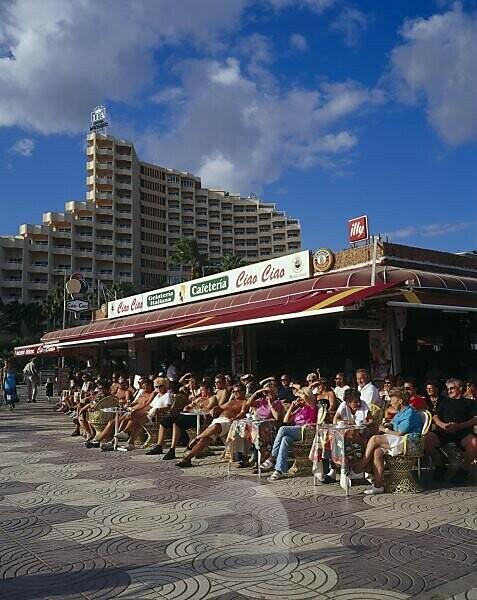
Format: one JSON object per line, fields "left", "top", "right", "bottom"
{"left": 0, "top": 389, "right": 476, "bottom": 599}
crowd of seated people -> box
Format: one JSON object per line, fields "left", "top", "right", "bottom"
{"left": 55, "top": 366, "right": 477, "bottom": 492}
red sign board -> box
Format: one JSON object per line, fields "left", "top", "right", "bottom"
{"left": 348, "top": 215, "right": 369, "bottom": 243}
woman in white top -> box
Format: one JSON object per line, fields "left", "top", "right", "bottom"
{"left": 333, "top": 388, "right": 371, "bottom": 425}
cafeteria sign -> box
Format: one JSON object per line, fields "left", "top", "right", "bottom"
{"left": 108, "top": 250, "right": 311, "bottom": 319}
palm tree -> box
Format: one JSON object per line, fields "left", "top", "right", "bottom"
{"left": 42, "top": 284, "right": 64, "bottom": 330}
{"left": 106, "top": 281, "right": 136, "bottom": 301}
{"left": 170, "top": 239, "right": 207, "bottom": 280}
{"left": 219, "top": 253, "right": 246, "bottom": 271}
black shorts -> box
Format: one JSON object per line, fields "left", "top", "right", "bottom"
{"left": 158, "top": 414, "right": 196, "bottom": 431}
{"left": 435, "top": 428, "right": 474, "bottom": 449}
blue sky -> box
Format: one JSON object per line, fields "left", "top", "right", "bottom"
{"left": 0, "top": 0, "right": 476, "bottom": 253}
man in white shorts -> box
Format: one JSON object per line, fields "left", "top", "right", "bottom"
{"left": 176, "top": 383, "right": 247, "bottom": 467}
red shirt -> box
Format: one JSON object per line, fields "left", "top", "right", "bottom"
{"left": 409, "top": 395, "right": 427, "bottom": 411}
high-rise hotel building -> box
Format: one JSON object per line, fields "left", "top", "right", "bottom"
{"left": 0, "top": 133, "right": 302, "bottom": 304}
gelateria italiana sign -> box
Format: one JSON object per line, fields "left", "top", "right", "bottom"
{"left": 107, "top": 250, "right": 310, "bottom": 319}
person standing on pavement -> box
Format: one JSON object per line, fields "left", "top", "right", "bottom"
{"left": 0, "top": 360, "right": 5, "bottom": 406}
{"left": 3, "top": 359, "right": 18, "bottom": 410}
{"left": 23, "top": 357, "right": 40, "bottom": 403}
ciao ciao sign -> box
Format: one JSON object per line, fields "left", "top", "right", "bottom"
{"left": 107, "top": 250, "right": 311, "bottom": 319}
{"left": 236, "top": 263, "right": 286, "bottom": 288}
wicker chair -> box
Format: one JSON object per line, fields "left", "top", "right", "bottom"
{"left": 87, "top": 395, "right": 120, "bottom": 440}
{"left": 289, "top": 406, "right": 327, "bottom": 476}
{"left": 384, "top": 410, "right": 432, "bottom": 494}
{"left": 369, "top": 402, "right": 386, "bottom": 431}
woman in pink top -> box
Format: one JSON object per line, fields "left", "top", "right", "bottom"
{"left": 260, "top": 387, "right": 317, "bottom": 481}
{"left": 247, "top": 382, "right": 284, "bottom": 421}
{"left": 235, "top": 381, "right": 284, "bottom": 469}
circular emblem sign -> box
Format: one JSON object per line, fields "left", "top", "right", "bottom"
{"left": 292, "top": 255, "right": 303, "bottom": 273}
{"left": 313, "top": 248, "right": 335, "bottom": 273}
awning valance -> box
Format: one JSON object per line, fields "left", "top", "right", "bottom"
{"left": 42, "top": 276, "right": 401, "bottom": 348}
{"left": 14, "top": 343, "right": 59, "bottom": 357}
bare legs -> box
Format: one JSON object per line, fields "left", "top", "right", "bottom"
{"left": 177, "top": 423, "right": 222, "bottom": 465}
{"left": 354, "top": 434, "right": 392, "bottom": 488}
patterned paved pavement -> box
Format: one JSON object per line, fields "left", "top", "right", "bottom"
{"left": 0, "top": 390, "right": 476, "bottom": 599}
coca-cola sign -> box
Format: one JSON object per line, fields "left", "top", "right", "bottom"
{"left": 348, "top": 215, "right": 369, "bottom": 243}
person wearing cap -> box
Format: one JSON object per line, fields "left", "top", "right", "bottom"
{"left": 260, "top": 387, "right": 317, "bottom": 481}
{"left": 240, "top": 373, "right": 258, "bottom": 398}
{"left": 176, "top": 383, "right": 247, "bottom": 468}
{"left": 146, "top": 382, "right": 214, "bottom": 459}
{"left": 236, "top": 381, "right": 285, "bottom": 468}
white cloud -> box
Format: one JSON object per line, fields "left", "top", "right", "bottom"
{"left": 289, "top": 33, "right": 308, "bottom": 51}
{"left": 389, "top": 5, "right": 477, "bottom": 144}
{"left": 210, "top": 58, "right": 243, "bottom": 86}
{"left": 150, "top": 87, "right": 184, "bottom": 104}
{"left": 139, "top": 58, "right": 382, "bottom": 192}
{"left": 0, "top": 0, "right": 248, "bottom": 134}
{"left": 10, "top": 138, "right": 35, "bottom": 156}
{"left": 267, "top": 0, "right": 336, "bottom": 13}
{"left": 385, "top": 221, "right": 472, "bottom": 240}
{"left": 238, "top": 34, "right": 273, "bottom": 65}
{"left": 331, "top": 7, "right": 369, "bottom": 47}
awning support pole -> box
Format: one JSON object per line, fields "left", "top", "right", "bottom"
{"left": 371, "top": 235, "right": 378, "bottom": 286}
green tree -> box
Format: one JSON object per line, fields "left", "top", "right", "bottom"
{"left": 42, "top": 284, "right": 64, "bottom": 330}
{"left": 0, "top": 300, "right": 46, "bottom": 354}
{"left": 105, "top": 281, "right": 136, "bottom": 301}
{"left": 171, "top": 239, "right": 207, "bottom": 280}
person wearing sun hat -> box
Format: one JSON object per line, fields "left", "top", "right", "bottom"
{"left": 260, "top": 386, "right": 318, "bottom": 481}
{"left": 240, "top": 373, "right": 258, "bottom": 397}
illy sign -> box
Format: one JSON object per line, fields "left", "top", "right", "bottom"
{"left": 348, "top": 215, "right": 369, "bottom": 244}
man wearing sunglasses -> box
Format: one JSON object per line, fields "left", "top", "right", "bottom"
{"left": 425, "top": 378, "right": 477, "bottom": 483}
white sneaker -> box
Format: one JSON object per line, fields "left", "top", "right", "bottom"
{"left": 363, "top": 485, "right": 384, "bottom": 495}
{"left": 260, "top": 458, "right": 276, "bottom": 472}
{"left": 268, "top": 470, "right": 284, "bottom": 481}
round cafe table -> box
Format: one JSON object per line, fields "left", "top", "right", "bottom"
{"left": 101, "top": 407, "right": 128, "bottom": 451}
{"left": 225, "top": 417, "right": 275, "bottom": 479}
{"left": 180, "top": 410, "right": 207, "bottom": 437}
{"left": 310, "top": 422, "right": 368, "bottom": 496}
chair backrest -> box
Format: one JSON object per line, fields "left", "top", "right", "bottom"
{"left": 94, "top": 394, "right": 119, "bottom": 410}
{"left": 317, "top": 405, "right": 327, "bottom": 425}
{"left": 369, "top": 403, "right": 385, "bottom": 427}
{"left": 169, "top": 392, "right": 189, "bottom": 415}
{"left": 419, "top": 409, "right": 432, "bottom": 435}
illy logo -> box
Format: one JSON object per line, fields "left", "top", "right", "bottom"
{"left": 348, "top": 216, "right": 369, "bottom": 243}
